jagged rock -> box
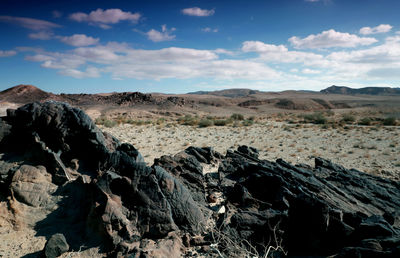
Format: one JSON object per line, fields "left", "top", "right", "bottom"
{"left": 1, "top": 101, "right": 399, "bottom": 257}
{"left": 154, "top": 146, "right": 222, "bottom": 206}
{"left": 133, "top": 232, "right": 183, "bottom": 258}
{"left": 43, "top": 233, "right": 69, "bottom": 258}
{"left": 10, "top": 165, "right": 57, "bottom": 208}
{"left": 237, "top": 145, "right": 259, "bottom": 159}
{"left": 0, "top": 102, "right": 210, "bottom": 255}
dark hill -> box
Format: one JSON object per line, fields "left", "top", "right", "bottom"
{"left": 0, "top": 85, "right": 187, "bottom": 107}
{"left": 0, "top": 84, "right": 55, "bottom": 103}
{"left": 188, "top": 88, "right": 262, "bottom": 98}
{"left": 321, "top": 85, "right": 400, "bottom": 95}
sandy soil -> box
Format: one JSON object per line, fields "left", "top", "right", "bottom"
{"left": 0, "top": 227, "right": 46, "bottom": 257}
{"left": 0, "top": 102, "right": 19, "bottom": 117}
{"left": 102, "top": 122, "right": 400, "bottom": 180}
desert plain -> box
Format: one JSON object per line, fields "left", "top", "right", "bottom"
{"left": 1, "top": 85, "right": 400, "bottom": 257}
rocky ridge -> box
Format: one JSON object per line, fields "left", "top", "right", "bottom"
{"left": 321, "top": 85, "right": 400, "bottom": 95}
{"left": 0, "top": 85, "right": 187, "bottom": 107}
{"left": 0, "top": 101, "right": 399, "bottom": 257}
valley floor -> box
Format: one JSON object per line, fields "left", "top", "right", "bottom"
{"left": 102, "top": 122, "right": 400, "bottom": 180}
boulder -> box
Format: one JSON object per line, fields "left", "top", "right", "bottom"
{"left": 43, "top": 233, "right": 69, "bottom": 258}
{"left": 10, "top": 165, "right": 57, "bottom": 208}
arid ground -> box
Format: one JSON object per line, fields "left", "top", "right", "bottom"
{"left": 101, "top": 119, "right": 400, "bottom": 180}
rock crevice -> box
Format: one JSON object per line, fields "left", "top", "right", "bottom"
{"left": 0, "top": 101, "right": 399, "bottom": 257}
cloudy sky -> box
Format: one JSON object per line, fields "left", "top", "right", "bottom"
{"left": 1, "top": 0, "right": 400, "bottom": 93}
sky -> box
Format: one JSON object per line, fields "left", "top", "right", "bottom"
{"left": 0, "top": 0, "right": 400, "bottom": 94}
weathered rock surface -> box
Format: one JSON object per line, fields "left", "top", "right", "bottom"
{"left": 0, "top": 101, "right": 399, "bottom": 257}
{"left": 43, "top": 233, "right": 69, "bottom": 258}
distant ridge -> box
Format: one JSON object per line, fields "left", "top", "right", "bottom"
{"left": 321, "top": 85, "right": 400, "bottom": 95}
{"left": 188, "top": 88, "right": 262, "bottom": 98}
{"left": 0, "top": 84, "right": 55, "bottom": 103}
{"left": 0, "top": 85, "right": 186, "bottom": 106}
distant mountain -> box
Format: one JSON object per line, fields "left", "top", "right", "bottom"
{"left": 321, "top": 85, "right": 400, "bottom": 95}
{"left": 188, "top": 88, "right": 262, "bottom": 98}
{"left": 0, "top": 84, "right": 56, "bottom": 103}
{"left": 0, "top": 85, "right": 187, "bottom": 107}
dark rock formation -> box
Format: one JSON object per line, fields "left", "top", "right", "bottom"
{"left": 0, "top": 84, "right": 187, "bottom": 107}
{"left": 188, "top": 88, "right": 261, "bottom": 98}
{"left": 321, "top": 85, "right": 400, "bottom": 95}
{"left": 43, "top": 233, "right": 70, "bottom": 258}
{"left": 0, "top": 101, "right": 399, "bottom": 257}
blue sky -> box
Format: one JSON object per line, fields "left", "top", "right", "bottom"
{"left": 1, "top": 0, "right": 400, "bottom": 93}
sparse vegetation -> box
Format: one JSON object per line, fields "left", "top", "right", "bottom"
{"left": 214, "top": 119, "right": 231, "bottom": 126}
{"left": 242, "top": 119, "right": 254, "bottom": 126}
{"left": 231, "top": 113, "right": 244, "bottom": 121}
{"left": 178, "top": 114, "right": 199, "bottom": 126}
{"left": 95, "top": 116, "right": 118, "bottom": 128}
{"left": 303, "top": 112, "right": 327, "bottom": 124}
{"left": 358, "top": 117, "right": 372, "bottom": 126}
{"left": 198, "top": 118, "right": 214, "bottom": 128}
{"left": 341, "top": 113, "right": 356, "bottom": 123}
{"left": 383, "top": 117, "right": 397, "bottom": 126}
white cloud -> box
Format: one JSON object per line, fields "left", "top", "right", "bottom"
{"left": 327, "top": 36, "right": 400, "bottom": 65}
{"left": 0, "top": 50, "right": 17, "bottom": 57}
{"left": 214, "top": 48, "right": 234, "bottom": 55}
{"left": 41, "top": 57, "right": 86, "bottom": 70}
{"left": 182, "top": 7, "right": 215, "bottom": 17}
{"left": 242, "top": 36, "right": 400, "bottom": 82}
{"left": 359, "top": 24, "right": 392, "bottom": 35}
{"left": 125, "top": 47, "right": 218, "bottom": 62}
{"left": 73, "top": 46, "right": 119, "bottom": 62}
{"left": 59, "top": 34, "right": 99, "bottom": 47}
{"left": 29, "top": 31, "right": 54, "bottom": 40}
{"left": 202, "top": 27, "right": 218, "bottom": 32}
{"left": 22, "top": 43, "right": 279, "bottom": 81}
{"left": 242, "top": 41, "right": 287, "bottom": 53}
{"left": 289, "top": 29, "right": 377, "bottom": 49}
{"left": 21, "top": 26, "right": 400, "bottom": 85}
{"left": 25, "top": 54, "right": 55, "bottom": 62}
{"left": 0, "top": 16, "right": 60, "bottom": 30}
{"left": 302, "top": 68, "right": 321, "bottom": 74}
{"left": 59, "top": 67, "right": 100, "bottom": 79}
{"left": 146, "top": 25, "right": 176, "bottom": 42}
{"left": 69, "top": 9, "right": 141, "bottom": 28}
{"left": 242, "top": 41, "right": 324, "bottom": 64}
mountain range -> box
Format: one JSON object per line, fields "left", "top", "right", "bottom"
{"left": 1, "top": 84, "right": 400, "bottom": 117}
{"left": 321, "top": 85, "right": 400, "bottom": 95}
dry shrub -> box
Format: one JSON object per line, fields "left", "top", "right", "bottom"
{"left": 0, "top": 194, "right": 24, "bottom": 230}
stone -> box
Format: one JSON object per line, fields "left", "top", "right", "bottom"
{"left": 43, "top": 233, "right": 69, "bottom": 258}
{"left": 10, "top": 165, "right": 57, "bottom": 208}
{"left": 1, "top": 102, "right": 400, "bottom": 257}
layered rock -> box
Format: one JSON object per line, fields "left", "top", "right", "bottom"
{"left": 0, "top": 101, "right": 399, "bottom": 257}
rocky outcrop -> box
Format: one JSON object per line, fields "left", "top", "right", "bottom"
{"left": 0, "top": 85, "right": 55, "bottom": 103}
{"left": 0, "top": 101, "right": 399, "bottom": 257}
{"left": 0, "top": 101, "right": 205, "bottom": 256}
{"left": 0, "top": 85, "right": 187, "bottom": 107}
{"left": 43, "top": 233, "right": 70, "bottom": 258}
{"left": 321, "top": 85, "right": 400, "bottom": 95}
